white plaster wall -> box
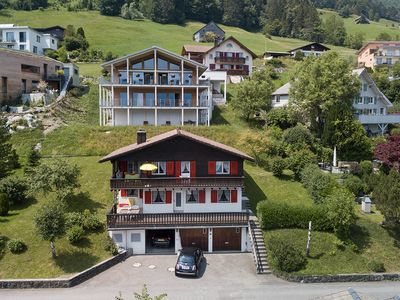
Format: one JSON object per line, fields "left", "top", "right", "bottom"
{"left": 143, "top": 202, "right": 174, "bottom": 213}
{"left": 110, "top": 230, "right": 127, "bottom": 249}
{"left": 126, "top": 229, "right": 146, "bottom": 254}
{"left": 157, "top": 110, "right": 182, "bottom": 125}
{"left": 183, "top": 109, "right": 197, "bottom": 122}
{"left": 271, "top": 95, "right": 289, "bottom": 108}
{"left": 114, "top": 109, "right": 128, "bottom": 126}
{"left": 129, "top": 109, "right": 156, "bottom": 125}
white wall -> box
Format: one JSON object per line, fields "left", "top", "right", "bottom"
{"left": 109, "top": 230, "right": 127, "bottom": 250}
{"left": 126, "top": 229, "right": 146, "bottom": 254}
{"left": 271, "top": 95, "right": 289, "bottom": 108}
{"left": 157, "top": 110, "right": 182, "bottom": 125}
{"left": 129, "top": 109, "right": 156, "bottom": 125}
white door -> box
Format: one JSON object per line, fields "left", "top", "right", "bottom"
{"left": 174, "top": 191, "right": 183, "bottom": 211}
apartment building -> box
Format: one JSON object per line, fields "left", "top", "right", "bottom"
{"left": 358, "top": 41, "right": 400, "bottom": 69}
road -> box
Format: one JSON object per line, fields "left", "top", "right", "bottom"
{"left": 0, "top": 253, "right": 399, "bottom": 300}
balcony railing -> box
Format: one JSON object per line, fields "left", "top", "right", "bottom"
{"left": 110, "top": 177, "right": 244, "bottom": 190}
{"left": 226, "top": 69, "right": 249, "bottom": 76}
{"left": 215, "top": 57, "right": 246, "bottom": 64}
{"left": 107, "top": 207, "right": 249, "bottom": 228}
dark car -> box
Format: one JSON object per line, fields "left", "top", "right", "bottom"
{"left": 151, "top": 233, "right": 171, "bottom": 247}
{"left": 175, "top": 247, "right": 203, "bottom": 277}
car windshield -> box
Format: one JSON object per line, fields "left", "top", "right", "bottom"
{"left": 178, "top": 254, "right": 195, "bottom": 265}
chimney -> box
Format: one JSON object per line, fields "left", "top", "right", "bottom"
{"left": 137, "top": 129, "right": 146, "bottom": 144}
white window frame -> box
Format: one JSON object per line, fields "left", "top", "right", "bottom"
{"left": 152, "top": 191, "right": 166, "bottom": 204}
{"left": 185, "top": 190, "right": 199, "bottom": 204}
{"left": 180, "top": 161, "right": 190, "bottom": 177}
{"left": 357, "top": 97, "right": 363, "bottom": 104}
{"left": 36, "top": 35, "right": 40, "bottom": 43}
{"left": 276, "top": 95, "right": 280, "bottom": 103}
{"left": 216, "top": 161, "right": 230, "bottom": 175}
{"left": 217, "top": 189, "right": 231, "bottom": 203}
{"left": 152, "top": 161, "right": 166, "bottom": 175}
{"left": 368, "top": 97, "right": 374, "bottom": 104}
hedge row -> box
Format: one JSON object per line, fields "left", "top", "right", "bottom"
{"left": 257, "top": 201, "right": 333, "bottom": 231}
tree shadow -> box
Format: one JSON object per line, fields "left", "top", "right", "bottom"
{"left": 276, "top": 173, "right": 296, "bottom": 182}
{"left": 11, "top": 197, "right": 38, "bottom": 211}
{"left": 345, "top": 224, "right": 371, "bottom": 252}
{"left": 244, "top": 170, "right": 268, "bottom": 212}
{"left": 72, "top": 237, "right": 92, "bottom": 249}
{"left": 55, "top": 250, "right": 99, "bottom": 273}
{"left": 211, "top": 106, "right": 230, "bottom": 125}
{"left": 65, "top": 191, "right": 105, "bottom": 213}
{"left": 0, "top": 10, "right": 12, "bottom": 17}
{"left": 384, "top": 225, "right": 400, "bottom": 249}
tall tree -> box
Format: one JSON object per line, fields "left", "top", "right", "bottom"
{"left": 222, "top": 0, "right": 244, "bottom": 27}
{"left": 0, "top": 116, "right": 19, "bottom": 179}
{"left": 322, "top": 13, "right": 346, "bottom": 46}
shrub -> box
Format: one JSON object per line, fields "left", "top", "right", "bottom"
{"left": 66, "top": 225, "right": 85, "bottom": 244}
{"left": 65, "top": 212, "right": 85, "bottom": 228}
{"left": 264, "top": 108, "right": 297, "bottom": 130}
{"left": 268, "top": 237, "right": 307, "bottom": 272}
{"left": 283, "top": 124, "right": 313, "bottom": 148}
{"left": 360, "top": 160, "right": 373, "bottom": 177}
{"left": 0, "top": 177, "right": 29, "bottom": 205}
{"left": 7, "top": 239, "right": 26, "bottom": 254}
{"left": 343, "top": 175, "right": 365, "bottom": 197}
{"left": 103, "top": 234, "right": 119, "bottom": 256}
{"left": 271, "top": 157, "right": 285, "bottom": 177}
{"left": 82, "top": 210, "right": 103, "bottom": 231}
{"left": 367, "top": 260, "right": 385, "bottom": 273}
{"left": 257, "top": 201, "right": 332, "bottom": 231}
{"left": 301, "top": 164, "right": 336, "bottom": 203}
{"left": 0, "top": 193, "right": 9, "bottom": 216}
{"left": 286, "top": 149, "right": 317, "bottom": 179}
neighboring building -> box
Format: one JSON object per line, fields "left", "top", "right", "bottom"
{"left": 271, "top": 68, "right": 400, "bottom": 134}
{"left": 63, "top": 63, "right": 80, "bottom": 87}
{"left": 263, "top": 51, "right": 291, "bottom": 60}
{"left": 34, "top": 26, "right": 65, "bottom": 41}
{"left": 193, "top": 21, "right": 225, "bottom": 43}
{"left": 357, "top": 41, "right": 400, "bottom": 69}
{"left": 0, "top": 47, "right": 64, "bottom": 105}
{"left": 100, "top": 128, "right": 253, "bottom": 254}
{"left": 355, "top": 14, "right": 371, "bottom": 24}
{"left": 289, "top": 43, "right": 330, "bottom": 57}
{"left": 0, "top": 24, "right": 59, "bottom": 55}
{"left": 99, "top": 46, "right": 212, "bottom": 126}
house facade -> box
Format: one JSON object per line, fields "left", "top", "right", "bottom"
{"left": 100, "top": 129, "right": 253, "bottom": 254}
{"left": 0, "top": 48, "right": 64, "bottom": 105}
{"left": 271, "top": 68, "right": 400, "bottom": 134}
{"left": 289, "top": 43, "right": 330, "bottom": 57}
{"left": 0, "top": 24, "right": 58, "bottom": 55}
{"left": 99, "top": 46, "right": 212, "bottom": 127}
{"left": 193, "top": 21, "right": 225, "bottom": 43}
{"left": 358, "top": 41, "right": 400, "bottom": 69}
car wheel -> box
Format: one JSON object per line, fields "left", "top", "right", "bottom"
{"left": 195, "top": 270, "right": 199, "bottom": 277}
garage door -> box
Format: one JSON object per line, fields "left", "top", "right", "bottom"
{"left": 180, "top": 229, "right": 208, "bottom": 251}
{"left": 213, "top": 228, "right": 241, "bottom": 251}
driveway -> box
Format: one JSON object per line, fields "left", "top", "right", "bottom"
{"left": 0, "top": 253, "right": 399, "bottom": 300}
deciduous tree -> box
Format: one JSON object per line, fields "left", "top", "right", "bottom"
{"left": 374, "top": 134, "right": 400, "bottom": 171}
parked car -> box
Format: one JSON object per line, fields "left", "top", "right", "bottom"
{"left": 175, "top": 247, "right": 203, "bottom": 277}
{"left": 151, "top": 233, "right": 171, "bottom": 247}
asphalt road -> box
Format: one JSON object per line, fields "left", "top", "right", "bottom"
{"left": 0, "top": 253, "right": 399, "bottom": 300}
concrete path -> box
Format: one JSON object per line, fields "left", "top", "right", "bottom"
{"left": 0, "top": 253, "right": 399, "bottom": 300}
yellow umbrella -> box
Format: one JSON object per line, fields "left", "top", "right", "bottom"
{"left": 140, "top": 163, "right": 158, "bottom": 172}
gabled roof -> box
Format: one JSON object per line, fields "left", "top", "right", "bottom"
{"left": 182, "top": 44, "right": 213, "bottom": 54}
{"left": 289, "top": 42, "right": 330, "bottom": 53}
{"left": 99, "top": 129, "right": 254, "bottom": 163}
{"left": 204, "top": 36, "right": 258, "bottom": 58}
{"left": 101, "top": 46, "right": 207, "bottom": 71}
{"left": 193, "top": 21, "right": 225, "bottom": 36}
{"left": 357, "top": 41, "right": 400, "bottom": 54}
{"left": 0, "top": 47, "right": 63, "bottom": 64}
{"left": 272, "top": 82, "right": 291, "bottom": 96}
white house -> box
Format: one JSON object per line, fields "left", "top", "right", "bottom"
{"left": 0, "top": 24, "right": 58, "bottom": 55}
{"left": 289, "top": 43, "right": 330, "bottom": 57}
{"left": 271, "top": 68, "right": 400, "bottom": 134}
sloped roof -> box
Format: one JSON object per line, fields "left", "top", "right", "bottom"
{"left": 289, "top": 42, "right": 330, "bottom": 53}
{"left": 0, "top": 47, "right": 63, "bottom": 64}
{"left": 357, "top": 41, "right": 400, "bottom": 54}
{"left": 182, "top": 44, "right": 213, "bottom": 54}
{"left": 205, "top": 36, "right": 258, "bottom": 58}
{"left": 272, "top": 82, "right": 291, "bottom": 96}
{"left": 99, "top": 129, "right": 254, "bottom": 163}
{"left": 193, "top": 21, "right": 225, "bottom": 36}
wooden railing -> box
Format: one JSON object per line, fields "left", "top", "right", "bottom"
{"left": 110, "top": 177, "right": 244, "bottom": 189}
{"left": 107, "top": 208, "right": 249, "bottom": 228}
{"left": 226, "top": 69, "right": 249, "bottom": 76}
{"left": 215, "top": 57, "right": 246, "bottom": 64}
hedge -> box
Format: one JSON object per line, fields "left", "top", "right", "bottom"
{"left": 257, "top": 201, "right": 333, "bottom": 231}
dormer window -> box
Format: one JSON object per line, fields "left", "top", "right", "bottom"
{"left": 227, "top": 43, "right": 233, "bottom": 48}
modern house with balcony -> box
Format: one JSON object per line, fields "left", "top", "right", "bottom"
{"left": 358, "top": 41, "right": 400, "bottom": 69}
{"left": 99, "top": 46, "right": 212, "bottom": 126}
{"left": 99, "top": 129, "right": 253, "bottom": 254}
{"left": 271, "top": 68, "right": 400, "bottom": 134}
{"left": 0, "top": 24, "right": 58, "bottom": 55}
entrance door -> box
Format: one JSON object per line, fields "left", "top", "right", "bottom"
{"left": 174, "top": 191, "right": 183, "bottom": 211}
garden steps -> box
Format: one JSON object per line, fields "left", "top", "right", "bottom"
{"left": 249, "top": 217, "right": 271, "bottom": 275}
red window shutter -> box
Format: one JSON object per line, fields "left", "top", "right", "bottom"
{"left": 208, "top": 161, "right": 216, "bottom": 175}
{"left": 144, "top": 191, "right": 152, "bottom": 204}
{"left": 118, "top": 161, "right": 128, "bottom": 173}
{"left": 199, "top": 190, "right": 205, "bottom": 203}
{"left": 190, "top": 161, "right": 196, "bottom": 178}
{"left": 231, "top": 190, "right": 238, "bottom": 203}
{"left": 166, "top": 161, "right": 174, "bottom": 176}
{"left": 230, "top": 161, "right": 238, "bottom": 176}
{"left": 211, "top": 190, "right": 218, "bottom": 203}
{"left": 175, "top": 161, "right": 181, "bottom": 177}
{"left": 166, "top": 191, "right": 172, "bottom": 204}
{"left": 120, "top": 189, "right": 127, "bottom": 197}
{"left": 139, "top": 189, "right": 143, "bottom": 198}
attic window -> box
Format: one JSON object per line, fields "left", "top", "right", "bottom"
{"left": 227, "top": 43, "right": 233, "bottom": 48}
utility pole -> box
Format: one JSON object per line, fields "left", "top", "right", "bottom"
{"left": 306, "top": 221, "right": 312, "bottom": 257}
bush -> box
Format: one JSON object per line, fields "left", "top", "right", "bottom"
{"left": 283, "top": 124, "right": 313, "bottom": 148}
{"left": 0, "top": 193, "right": 9, "bottom": 216}
{"left": 360, "top": 160, "right": 373, "bottom": 177}
{"left": 301, "top": 164, "right": 336, "bottom": 203}
{"left": 82, "top": 210, "right": 103, "bottom": 231}
{"left": 271, "top": 157, "right": 285, "bottom": 177}
{"left": 367, "top": 260, "right": 385, "bottom": 273}
{"left": 0, "top": 177, "right": 28, "bottom": 205}
{"left": 65, "top": 212, "right": 85, "bottom": 228}
{"left": 257, "top": 201, "right": 332, "bottom": 231}
{"left": 66, "top": 225, "right": 85, "bottom": 244}
{"left": 103, "top": 234, "right": 119, "bottom": 256}
{"left": 343, "top": 175, "right": 365, "bottom": 197}
{"left": 7, "top": 239, "right": 26, "bottom": 254}
{"left": 268, "top": 237, "right": 307, "bottom": 272}
{"left": 286, "top": 149, "right": 317, "bottom": 179}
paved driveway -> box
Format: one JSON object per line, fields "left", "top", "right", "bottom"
{"left": 0, "top": 253, "right": 399, "bottom": 300}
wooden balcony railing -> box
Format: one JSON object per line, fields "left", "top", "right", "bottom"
{"left": 226, "top": 69, "right": 249, "bottom": 76}
{"left": 215, "top": 57, "right": 246, "bottom": 64}
{"left": 110, "top": 177, "right": 244, "bottom": 190}
{"left": 107, "top": 208, "right": 249, "bottom": 228}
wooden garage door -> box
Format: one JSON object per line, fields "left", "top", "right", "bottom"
{"left": 180, "top": 229, "right": 208, "bottom": 251}
{"left": 213, "top": 228, "right": 241, "bottom": 251}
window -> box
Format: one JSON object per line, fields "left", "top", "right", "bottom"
{"left": 21, "top": 79, "right": 27, "bottom": 93}
{"left": 132, "top": 72, "right": 144, "bottom": 84}
{"left": 131, "top": 233, "right": 141, "bottom": 242}
{"left": 152, "top": 191, "right": 165, "bottom": 203}
{"left": 363, "top": 84, "right": 368, "bottom": 92}
{"left": 184, "top": 93, "right": 192, "bottom": 107}
{"left": 158, "top": 93, "right": 167, "bottom": 107}
{"left": 21, "top": 64, "right": 40, "bottom": 74}
{"left": 119, "top": 71, "right": 127, "bottom": 84}
{"left": 145, "top": 93, "right": 155, "bottom": 106}
{"left": 168, "top": 73, "right": 180, "bottom": 85}
{"left": 33, "top": 46, "right": 38, "bottom": 54}
{"left": 380, "top": 107, "right": 385, "bottom": 115}
{"left": 183, "top": 72, "right": 193, "bottom": 85}
{"left": 387, "top": 58, "right": 393, "bottom": 65}
{"left": 209, "top": 54, "right": 213, "bottom": 59}
{"left": 368, "top": 97, "right": 374, "bottom": 104}
{"left": 181, "top": 161, "right": 190, "bottom": 177}
{"left": 126, "top": 189, "right": 139, "bottom": 197}
{"left": 132, "top": 92, "right": 144, "bottom": 106}
{"left": 157, "top": 58, "right": 168, "bottom": 70}
{"left": 113, "top": 234, "right": 123, "bottom": 243}
{"left": 275, "top": 95, "right": 280, "bottom": 103}
{"left": 143, "top": 58, "right": 154, "bottom": 69}
{"left": 185, "top": 190, "right": 199, "bottom": 203}
{"left": 357, "top": 97, "right": 363, "bottom": 104}
{"left": 36, "top": 35, "right": 40, "bottom": 43}
{"left": 170, "top": 62, "right": 180, "bottom": 70}
{"left": 158, "top": 73, "right": 168, "bottom": 85}
{"left": 152, "top": 162, "right": 166, "bottom": 175}
{"left": 7, "top": 45, "right": 13, "bottom": 49}
{"left": 5, "top": 32, "right": 14, "bottom": 42}
{"left": 127, "top": 161, "right": 138, "bottom": 174}
{"left": 216, "top": 161, "right": 230, "bottom": 174}
{"left": 144, "top": 72, "right": 154, "bottom": 85}
{"left": 227, "top": 43, "right": 233, "bottom": 48}
{"left": 217, "top": 190, "right": 231, "bottom": 202}
{"left": 51, "top": 39, "right": 54, "bottom": 44}
{"left": 119, "top": 92, "right": 127, "bottom": 106}
{"left": 376, "top": 58, "right": 382, "bottom": 65}
{"left": 19, "top": 32, "right": 26, "bottom": 43}
{"left": 19, "top": 45, "right": 25, "bottom": 50}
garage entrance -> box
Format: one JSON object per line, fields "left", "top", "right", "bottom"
{"left": 213, "top": 228, "right": 241, "bottom": 251}
{"left": 146, "top": 229, "right": 175, "bottom": 254}
{"left": 180, "top": 228, "right": 208, "bottom": 251}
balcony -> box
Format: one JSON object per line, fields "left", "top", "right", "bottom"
{"left": 357, "top": 114, "right": 400, "bottom": 124}
{"left": 226, "top": 69, "right": 249, "bottom": 76}
{"left": 107, "top": 206, "right": 249, "bottom": 228}
{"left": 110, "top": 177, "right": 244, "bottom": 190}
{"left": 215, "top": 57, "right": 246, "bottom": 64}
{"left": 0, "top": 39, "right": 16, "bottom": 44}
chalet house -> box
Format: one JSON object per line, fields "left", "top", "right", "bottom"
{"left": 100, "top": 129, "right": 253, "bottom": 254}
{"left": 289, "top": 43, "right": 330, "bottom": 57}
{"left": 358, "top": 41, "right": 400, "bottom": 69}
{"left": 193, "top": 21, "right": 225, "bottom": 43}
{"left": 271, "top": 68, "right": 400, "bottom": 134}
{"left": 0, "top": 24, "right": 58, "bottom": 55}
{"left": 99, "top": 46, "right": 212, "bottom": 127}
{"left": 34, "top": 25, "right": 65, "bottom": 41}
